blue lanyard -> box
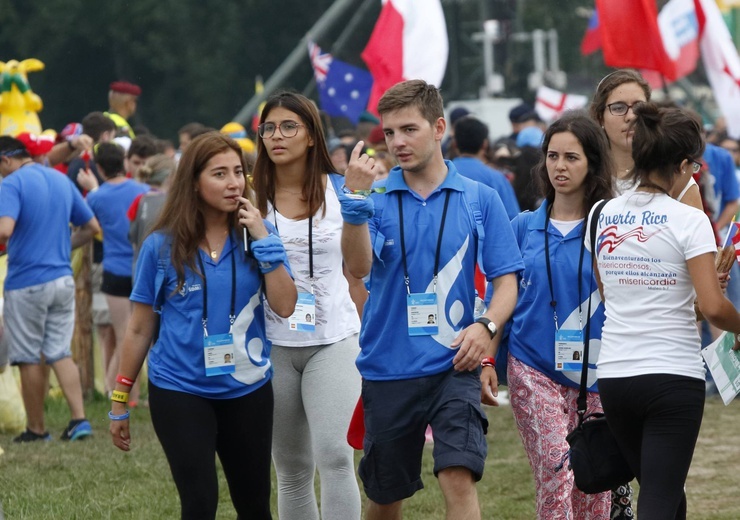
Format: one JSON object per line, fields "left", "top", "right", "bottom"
{"left": 196, "top": 236, "right": 236, "bottom": 336}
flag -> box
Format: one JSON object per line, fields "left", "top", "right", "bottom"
{"left": 596, "top": 0, "right": 677, "bottom": 80}
{"left": 251, "top": 76, "right": 265, "bottom": 134}
{"left": 308, "top": 41, "right": 373, "bottom": 125}
{"left": 580, "top": 10, "right": 601, "bottom": 55}
{"left": 694, "top": 0, "right": 740, "bottom": 138}
{"left": 642, "top": 0, "right": 701, "bottom": 88}
{"left": 361, "top": 0, "right": 448, "bottom": 115}
{"left": 534, "top": 86, "right": 589, "bottom": 123}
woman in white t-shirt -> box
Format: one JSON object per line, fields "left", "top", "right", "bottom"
{"left": 252, "top": 91, "right": 363, "bottom": 520}
{"left": 586, "top": 103, "right": 740, "bottom": 519}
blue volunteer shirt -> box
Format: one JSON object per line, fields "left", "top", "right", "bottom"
{"left": 704, "top": 143, "right": 740, "bottom": 215}
{"left": 132, "top": 230, "right": 282, "bottom": 399}
{"left": 87, "top": 179, "right": 149, "bottom": 276}
{"left": 506, "top": 201, "right": 604, "bottom": 391}
{"left": 0, "top": 163, "right": 94, "bottom": 290}
{"left": 452, "top": 156, "right": 521, "bottom": 219}
{"left": 357, "top": 161, "right": 523, "bottom": 381}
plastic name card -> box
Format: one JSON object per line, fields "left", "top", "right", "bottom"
{"left": 407, "top": 292, "right": 439, "bottom": 336}
{"left": 555, "top": 329, "right": 584, "bottom": 371}
{"left": 204, "top": 333, "right": 236, "bottom": 376}
{"left": 288, "top": 292, "right": 316, "bottom": 332}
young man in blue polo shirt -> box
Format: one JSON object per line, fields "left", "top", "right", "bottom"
{"left": 0, "top": 136, "right": 100, "bottom": 442}
{"left": 341, "top": 80, "right": 523, "bottom": 519}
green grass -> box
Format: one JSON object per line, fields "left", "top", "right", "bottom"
{"left": 0, "top": 392, "right": 738, "bottom": 519}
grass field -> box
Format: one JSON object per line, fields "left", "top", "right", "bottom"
{"left": 0, "top": 391, "right": 738, "bottom": 519}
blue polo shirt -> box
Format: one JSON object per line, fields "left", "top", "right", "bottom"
{"left": 357, "top": 161, "right": 523, "bottom": 380}
{"left": 704, "top": 143, "right": 740, "bottom": 216}
{"left": 0, "top": 163, "right": 94, "bottom": 290}
{"left": 87, "top": 179, "right": 149, "bottom": 277}
{"left": 131, "top": 230, "right": 280, "bottom": 399}
{"left": 506, "top": 201, "right": 603, "bottom": 391}
{"left": 452, "top": 156, "right": 521, "bottom": 219}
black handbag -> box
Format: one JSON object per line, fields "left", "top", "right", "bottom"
{"left": 562, "top": 200, "right": 634, "bottom": 494}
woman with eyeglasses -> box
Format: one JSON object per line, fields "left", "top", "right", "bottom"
{"left": 252, "top": 91, "right": 363, "bottom": 520}
{"left": 590, "top": 69, "right": 703, "bottom": 209}
{"left": 586, "top": 102, "right": 740, "bottom": 519}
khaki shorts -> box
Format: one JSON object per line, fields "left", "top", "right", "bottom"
{"left": 5, "top": 276, "right": 76, "bottom": 364}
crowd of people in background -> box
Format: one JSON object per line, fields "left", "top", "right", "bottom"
{"left": 0, "top": 69, "right": 739, "bottom": 519}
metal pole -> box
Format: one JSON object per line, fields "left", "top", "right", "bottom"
{"left": 547, "top": 29, "right": 559, "bottom": 73}
{"left": 232, "top": 0, "right": 361, "bottom": 124}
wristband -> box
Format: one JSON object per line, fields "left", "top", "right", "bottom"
{"left": 250, "top": 233, "right": 288, "bottom": 274}
{"left": 480, "top": 357, "right": 496, "bottom": 368}
{"left": 108, "top": 410, "right": 130, "bottom": 421}
{"left": 339, "top": 193, "right": 375, "bottom": 225}
{"left": 341, "top": 184, "right": 387, "bottom": 197}
{"left": 116, "top": 374, "right": 134, "bottom": 387}
{"left": 110, "top": 390, "right": 130, "bottom": 403}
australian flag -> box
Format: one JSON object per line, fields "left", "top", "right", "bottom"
{"left": 308, "top": 41, "right": 373, "bottom": 124}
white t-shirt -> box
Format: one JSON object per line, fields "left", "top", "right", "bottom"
{"left": 264, "top": 179, "right": 361, "bottom": 347}
{"left": 585, "top": 191, "right": 716, "bottom": 380}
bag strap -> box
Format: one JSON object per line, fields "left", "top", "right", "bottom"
{"left": 577, "top": 199, "right": 608, "bottom": 421}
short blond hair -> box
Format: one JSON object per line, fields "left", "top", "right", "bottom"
{"left": 377, "top": 79, "right": 444, "bottom": 127}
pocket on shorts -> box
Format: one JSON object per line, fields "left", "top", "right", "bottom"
{"left": 63, "top": 277, "right": 75, "bottom": 289}
{"left": 466, "top": 402, "right": 489, "bottom": 452}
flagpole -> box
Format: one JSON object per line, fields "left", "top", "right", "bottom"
{"left": 722, "top": 216, "right": 737, "bottom": 248}
{"left": 232, "top": 0, "right": 362, "bottom": 125}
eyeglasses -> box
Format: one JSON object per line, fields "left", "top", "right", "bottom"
{"left": 606, "top": 101, "right": 643, "bottom": 116}
{"left": 258, "top": 121, "right": 305, "bottom": 139}
{"left": 690, "top": 160, "right": 702, "bottom": 174}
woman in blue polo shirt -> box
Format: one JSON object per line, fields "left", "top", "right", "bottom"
{"left": 502, "top": 111, "right": 615, "bottom": 518}
{"left": 109, "top": 132, "right": 296, "bottom": 520}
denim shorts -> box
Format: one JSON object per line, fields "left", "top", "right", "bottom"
{"left": 358, "top": 368, "right": 489, "bottom": 505}
{"left": 5, "top": 276, "right": 76, "bottom": 364}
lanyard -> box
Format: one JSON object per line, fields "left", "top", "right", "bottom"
{"left": 398, "top": 190, "right": 451, "bottom": 294}
{"left": 273, "top": 205, "right": 314, "bottom": 286}
{"left": 543, "top": 205, "right": 586, "bottom": 331}
{"left": 196, "top": 237, "right": 236, "bottom": 337}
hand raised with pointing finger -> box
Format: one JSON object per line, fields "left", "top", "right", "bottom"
{"left": 344, "top": 140, "right": 377, "bottom": 191}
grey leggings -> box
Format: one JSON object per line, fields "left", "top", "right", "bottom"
{"left": 271, "top": 334, "right": 362, "bottom": 520}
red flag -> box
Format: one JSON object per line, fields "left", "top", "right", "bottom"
{"left": 596, "top": 0, "right": 677, "bottom": 80}
{"left": 361, "top": 0, "right": 448, "bottom": 115}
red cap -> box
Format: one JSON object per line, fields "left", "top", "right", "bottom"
{"left": 109, "top": 81, "right": 142, "bottom": 96}
{"left": 15, "top": 132, "right": 55, "bottom": 157}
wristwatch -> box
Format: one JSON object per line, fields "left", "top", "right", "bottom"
{"left": 475, "top": 317, "right": 497, "bottom": 339}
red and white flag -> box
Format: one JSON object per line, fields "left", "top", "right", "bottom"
{"left": 361, "top": 0, "right": 448, "bottom": 115}
{"left": 695, "top": 0, "right": 740, "bottom": 138}
{"left": 534, "top": 86, "right": 588, "bottom": 123}
{"left": 596, "top": 0, "right": 677, "bottom": 80}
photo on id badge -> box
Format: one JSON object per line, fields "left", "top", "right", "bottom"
{"left": 204, "top": 333, "right": 236, "bottom": 376}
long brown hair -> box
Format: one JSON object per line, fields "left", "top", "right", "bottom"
{"left": 252, "top": 91, "right": 335, "bottom": 219}
{"left": 150, "top": 132, "right": 251, "bottom": 292}
{"left": 534, "top": 110, "right": 615, "bottom": 223}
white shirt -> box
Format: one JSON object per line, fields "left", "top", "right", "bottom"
{"left": 585, "top": 191, "right": 716, "bottom": 380}
{"left": 264, "top": 179, "right": 361, "bottom": 347}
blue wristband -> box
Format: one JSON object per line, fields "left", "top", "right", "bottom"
{"left": 251, "top": 233, "right": 288, "bottom": 274}
{"left": 108, "top": 410, "right": 130, "bottom": 421}
{"left": 339, "top": 193, "right": 375, "bottom": 225}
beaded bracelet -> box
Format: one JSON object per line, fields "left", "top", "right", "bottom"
{"left": 108, "top": 410, "right": 130, "bottom": 421}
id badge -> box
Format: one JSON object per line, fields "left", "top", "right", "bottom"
{"left": 204, "top": 333, "right": 236, "bottom": 376}
{"left": 407, "top": 292, "right": 439, "bottom": 336}
{"left": 288, "top": 292, "right": 316, "bottom": 332}
{"left": 555, "top": 329, "right": 584, "bottom": 371}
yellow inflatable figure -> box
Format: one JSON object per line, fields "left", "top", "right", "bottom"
{"left": 0, "top": 59, "right": 45, "bottom": 136}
